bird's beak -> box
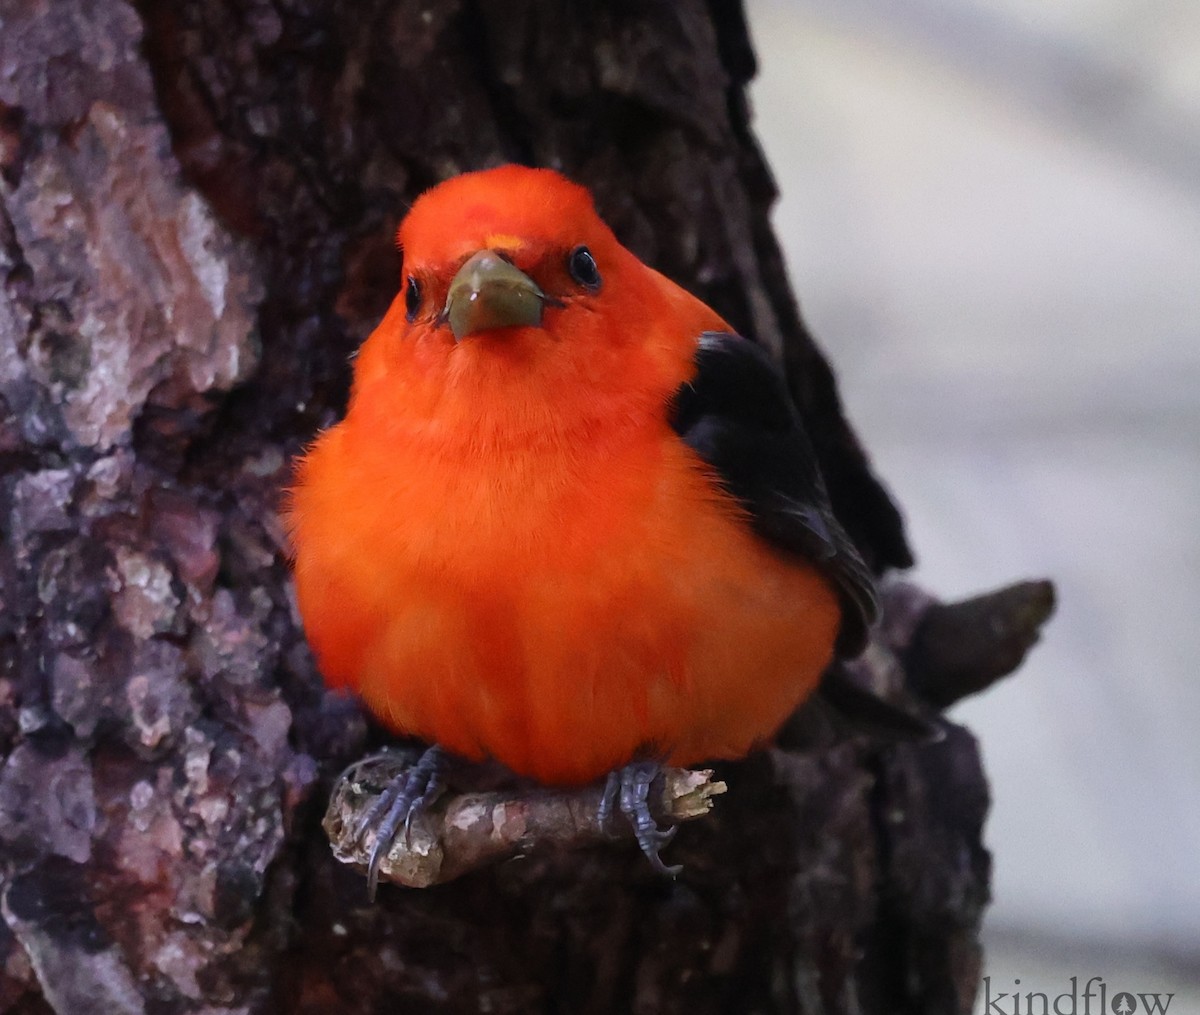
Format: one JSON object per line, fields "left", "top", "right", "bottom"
{"left": 443, "top": 250, "right": 546, "bottom": 341}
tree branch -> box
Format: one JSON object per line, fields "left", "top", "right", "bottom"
{"left": 907, "top": 580, "right": 1057, "bottom": 707}
{"left": 323, "top": 752, "right": 727, "bottom": 889}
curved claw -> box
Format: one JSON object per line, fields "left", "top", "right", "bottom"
{"left": 601, "top": 760, "right": 682, "bottom": 877}
{"left": 351, "top": 745, "right": 448, "bottom": 900}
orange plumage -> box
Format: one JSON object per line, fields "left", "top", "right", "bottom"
{"left": 288, "top": 166, "right": 846, "bottom": 786}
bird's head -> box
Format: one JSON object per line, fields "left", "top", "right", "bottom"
{"left": 398, "top": 165, "right": 621, "bottom": 346}
{"left": 349, "top": 165, "right": 726, "bottom": 435}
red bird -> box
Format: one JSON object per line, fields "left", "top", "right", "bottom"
{"left": 288, "top": 166, "right": 875, "bottom": 886}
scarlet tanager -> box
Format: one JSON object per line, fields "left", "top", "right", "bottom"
{"left": 288, "top": 166, "right": 876, "bottom": 888}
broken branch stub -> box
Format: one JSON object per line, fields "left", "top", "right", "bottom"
{"left": 322, "top": 752, "right": 727, "bottom": 890}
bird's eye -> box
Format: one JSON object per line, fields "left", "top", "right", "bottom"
{"left": 405, "top": 276, "right": 422, "bottom": 321}
{"left": 567, "top": 246, "right": 601, "bottom": 291}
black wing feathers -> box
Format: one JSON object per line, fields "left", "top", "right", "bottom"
{"left": 670, "top": 332, "right": 878, "bottom": 655}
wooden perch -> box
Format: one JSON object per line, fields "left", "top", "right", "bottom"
{"left": 323, "top": 752, "right": 727, "bottom": 889}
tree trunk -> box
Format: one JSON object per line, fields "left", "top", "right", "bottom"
{"left": 0, "top": 2, "right": 1050, "bottom": 1012}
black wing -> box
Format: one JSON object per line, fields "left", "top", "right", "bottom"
{"left": 669, "top": 332, "right": 877, "bottom": 656}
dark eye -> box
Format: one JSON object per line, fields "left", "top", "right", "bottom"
{"left": 405, "top": 276, "right": 421, "bottom": 321}
{"left": 567, "top": 246, "right": 601, "bottom": 291}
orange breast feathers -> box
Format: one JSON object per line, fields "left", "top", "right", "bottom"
{"left": 287, "top": 165, "right": 845, "bottom": 786}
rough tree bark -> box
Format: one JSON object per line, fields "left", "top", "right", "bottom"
{"left": 0, "top": 2, "right": 1053, "bottom": 1013}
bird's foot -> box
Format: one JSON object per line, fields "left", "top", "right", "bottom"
{"left": 348, "top": 744, "right": 448, "bottom": 900}
{"left": 598, "top": 760, "right": 682, "bottom": 876}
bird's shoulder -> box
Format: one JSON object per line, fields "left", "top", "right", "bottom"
{"left": 668, "top": 331, "right": 878, "bottom": 655}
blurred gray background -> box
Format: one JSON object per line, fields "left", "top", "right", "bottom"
{"left": 744, "top": 0, "right": 1200, "bottom": 1008}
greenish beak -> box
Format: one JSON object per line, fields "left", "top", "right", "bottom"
{"left": 444, "top": 250, "right": 546, "bottom": 341}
